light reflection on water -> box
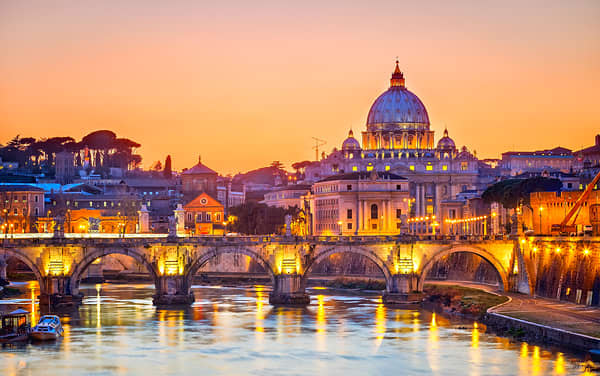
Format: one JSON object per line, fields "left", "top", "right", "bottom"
{"left": 0, "top": 282, "right": 596, "bottom": 376}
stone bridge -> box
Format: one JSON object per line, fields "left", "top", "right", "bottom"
{"left": 0, "top": 234, "right": 597, "bottom": 308}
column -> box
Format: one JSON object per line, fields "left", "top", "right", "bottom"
{"left": 362, "top": 200, "right": 368, "bottom": 232}
{"left": 387, "top": 200, "right": 393, "bottom": 233}
{"left": 382, "top": 200, "right": 388, "bottom": 233}
{"left": 270, "top": 274, "right": 310, "bottom": 305}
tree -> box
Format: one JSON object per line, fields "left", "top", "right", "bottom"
{"left": 150, "top": 160, "right": 162, "bottom": 171}
{"left": 163, "top": 155, "right": 172, "bottom": 178}
{"left": 482, "top": 177, "right": 563, "bottom": 209}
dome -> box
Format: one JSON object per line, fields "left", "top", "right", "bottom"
{"left": 342, "top": 129, "right": 361, "bottom": 151}
{"left": 366, "top": 61, "right": 430, "bottom": 131}
{"left": 437, "top": 128, "right": 456, "bottom": 149}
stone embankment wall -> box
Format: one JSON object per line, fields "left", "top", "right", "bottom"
{"left": 485, "top": 312, "right": 600, "bottom": 352}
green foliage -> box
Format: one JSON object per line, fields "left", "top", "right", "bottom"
{"left": 482, "top": 177, "right": 562, "bottom": 208}
{"left": 325, "top": 277, "right": 386, "bottom": 290}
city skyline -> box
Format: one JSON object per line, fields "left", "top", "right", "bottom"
{"left": 1, "top": 0, "right": 599, "bottom": 174}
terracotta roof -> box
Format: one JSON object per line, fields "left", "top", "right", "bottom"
{"left": 182, "top": 162, "right": 217, "bottom": 175}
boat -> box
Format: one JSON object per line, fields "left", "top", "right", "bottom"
{"left": 0, "top": 309, "right": 31, "bottom": 344}
{"left": 30, "top": 315, "right": 63, "bottom": 341}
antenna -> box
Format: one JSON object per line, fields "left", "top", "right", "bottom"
{"left": 312, "top": 137, "right": 326, "bottom": 161}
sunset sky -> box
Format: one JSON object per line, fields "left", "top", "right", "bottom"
{"left": 1, "top": 1, "right": 599, "bottom": 175}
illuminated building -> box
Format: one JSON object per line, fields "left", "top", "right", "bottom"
{"left": 306, "top": 171, "right": 409, "bottom": 235}
{"left": 575, "top": 134, "right": 600, "bottom": 167}
{"left": 181, "top": 156, "right": 218, "bottom": 200}
{"left": 183, "top": 192, "right": 225, "bottom": 235}
{"left": 0, "top": 185, "right": 44, "bottom": 233}
{"left": 501, "top": 147, "right": 576, "bottom": 175}
{"left": 262, "top": 184, "right": 311, "bottom": 209}
{"left": 304, "top": 62, "right": 484, "bottom": 225}
{"left": 37, "top": 208, "right": 138, "bottom": 234}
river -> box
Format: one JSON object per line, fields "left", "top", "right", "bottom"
{"left": 0, "top": 281, "right": 595, "bottom": 375}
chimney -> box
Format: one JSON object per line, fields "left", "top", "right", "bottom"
{"left": 596, "top": 134, "right": 600, "bottom": 146}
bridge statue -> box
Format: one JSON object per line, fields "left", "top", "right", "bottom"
{"left": 1, "top": 233, "right": 594, "bottom": 309}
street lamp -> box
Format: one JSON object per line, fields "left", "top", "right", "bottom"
{"left": 538, "top": 206, "right": 544, "bottom": 235}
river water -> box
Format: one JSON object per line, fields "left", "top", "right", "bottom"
{"left": 0, "top": 281, "right": 595, "bottom": 375}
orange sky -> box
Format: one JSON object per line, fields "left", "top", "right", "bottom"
{"left": 1, "top": 1, "right": 599, "bottom": 175}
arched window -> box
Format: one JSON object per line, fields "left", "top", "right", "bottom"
{"left": 370, "top": 204, "right": 378, "bottom": 219}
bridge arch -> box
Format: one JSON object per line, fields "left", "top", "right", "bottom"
{"left": 185, "top": 246, "right": 276, "bottom": 287}
{"left": 302, "top": 246, "right": 393, "bottom": 289}
{"left": 1, "top": 248, "right": 45, "bottom": 293}
{"left": 69, "top": 247, "right": 159, "bottom": 296}
{"left": 417, "top": 245, "right": 509, "bottom": 292}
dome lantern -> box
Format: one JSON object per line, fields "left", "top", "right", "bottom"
{"left": 390, "top": 60, "right": 405, "bottom": 88}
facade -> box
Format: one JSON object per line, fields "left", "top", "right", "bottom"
{"left": 37, "top": 208, "right": 138, "bottom": 234}
{"left": 262, "top": 184, "right": 311, "bottom": 209}
{"left": 183, "top": 193, "right": 225, "bottom": 235}
{"left": 0, "top": 185, "right": 45, "bottom": 233}
{"left": 529, "top": 190, "right": 600, "bottom": 235}
{"left": 55, "top": 151, "right": 75, "bottom": 184}
{"left": 575, "top": 134, "right": 600, "bottom": 167}
{"left": 307, "top": 171, "right": 409, "bottom": 236}
{"left": 304, "top": 62, "right": 483, "bottom": 223}
{"left": 501, "top": 147, "right": 575, "bottom": 174}
{"left": 181, "top": 157, "right": 218, "bottom": 201}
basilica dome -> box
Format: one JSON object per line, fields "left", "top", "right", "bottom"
{"left": 437, "top": 128, "right": 456, "bottom": 149}
{"left": 342, "top": 129, "right": 361, "bottom": 151}
{"left": 366, "top": 62, "right": 430, "bottom": 131}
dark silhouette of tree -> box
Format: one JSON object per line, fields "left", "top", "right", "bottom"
{"left": 482, "top": 177, "right": 563, "bottom": 209}
{"left": 163, "top": 155, "right": 172, "bottom": 178}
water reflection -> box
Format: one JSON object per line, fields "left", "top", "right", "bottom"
{"left": 0, "top": 283, "right": 595, "bottom": 376}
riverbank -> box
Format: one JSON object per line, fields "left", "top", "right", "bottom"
{"left": 422, "top": 283, "right": 508, "bottom": 319}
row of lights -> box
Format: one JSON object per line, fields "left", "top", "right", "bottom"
{"left": 407, "top": 215, "right": 436, "bottom": 223}
{"left": 522, "top": 240, "right": 592, "bottom": 256}
{"left": 444, "top": 215, "right": 488, "bottom": 225}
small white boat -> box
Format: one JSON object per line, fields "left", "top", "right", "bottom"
{"left": 30, "top": 315, "right": 63, "bottom": 341}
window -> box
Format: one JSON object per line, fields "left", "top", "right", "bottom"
{"left": 35, "top": 208, "right": 39, "bottom": 216}
{"left": 396, "top": 209, "right": 402, "bottom": 219}
{"left": 347, "top": 184, "right": 352, "bottom": 191}
{"left": 347, "top": 209, "right": 352, "bottom": 219}
{"left": 74, "top": 201, "right": 78, "bottom": 207}
{"left": 22, "top": 195, "right": 27, "bottom": 202}
{"left": 207, "top": 213, "right": 212, "bottom": 222}
{"left": 370, "top": 204, "right": 378, "bottom": 219}
{"left": 13, "top": 208, "right": 18, "bottom": 215}
{"left": 347, "top": 223, "right": 352, "bottom": 230}
{"left": 461, "top": 162, "right": 468, "bottom": 171}
{"left": 409, "top": 165, "right": 415, "bottom": 171}
{"left": 352, "top": 166, "right": 358, "bottom": 172}
{"left": 34, "top": 195, "right": 38, "bottom": 203}
{"left": 22, "top": 208, "right": 27, "bottom": 215}
{"left": 442, "top": 165, "right": 448, "bottom": 171}
{"left": 366, "top": 165, "right": 374, "bottom": 172}
{"left": 187, "top": 213, "right": 192, "bottom": 221}
{"left": 396, "top": 222, "right": 401, "bottom": 229}
{"left": 89, "top": 201, "right": 93, "bottom": 207}
{"left": 396, "top": 184, "right": 402, "bottom": 191}
{"left": 385, "top": 165, "right": 390, "bottom": 171}
{"left": 216, "top": 213, "right": 221, "bottom": 221}
{"left": 103, "top": 201, "right": 107, "bottom": 207}
{"left": 372, "top": 223, "right": 377, "bottom": 230}
{"left": 426, "top": 164, "right": 433, "bottom": 171}
{"left": 197, "top": 213, "right": 203, "bottom": 222}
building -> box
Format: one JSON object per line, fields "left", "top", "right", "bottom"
{"left": 262, "top": 184, "right": 311, "bottom": 209}
{"left": 181, "top": 157, "right": 218, "bottom": 201}
{"left": 55, "top": 151, "right": 75, "bottom": 184}
{"left": 303, "top": 62, "right": 483, "bottom": 223}
{"left": 306, "top": 171, "right": 409, "bottom": 236}
{"left": 37, "top": 208, "right": 138, "bottom": 234}
{"left": 575, "top": 134, "right": 600, "bottom": 168}
{"left": 183, "top": 193, "right": 225, "bottom": 235}
{"left": 0, "top": 185, "right": 45, "bottom": 233}
{"left": 530, "top": 190, "right": 600, "bottom": 235}
{"left": 501, "top": 147, "right": 575, "bottom": 175}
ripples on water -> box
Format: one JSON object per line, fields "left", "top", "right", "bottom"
{"left": 0, "top": 282, "right": 596, "bottom": 375}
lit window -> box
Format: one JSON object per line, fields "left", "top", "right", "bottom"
{"left": 352, "top": 166, "right": 358, "bottom": 172}
{"left": 409, "top": 165, "right": 415, "bottom": 171}
{"left": 89, "top": 201, "right": 93, "bottom": 207}
{"left": 442, "top": 165, "right": 448, "bottom": 171}
{"left": 461, "top": 162, "right": 468, "bottom": 171}
{"left": 207, "top": 213, "right": 212, "bottom": 222}
{"left": 426, "top": 165, "right": 433, "bottom": 171}
{"left": 366, "top": 165, "right": 374, "bottom": 171}
{"left": 385, "top": 165, "right": 390, "bottom": 171}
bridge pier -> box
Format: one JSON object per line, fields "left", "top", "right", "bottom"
{"left": 38, "top": 276, "right": 83, "bottom": 310}
{"left": 382, "top": 274, "right": 423, "bottom": 304}
{"left": 0, "top": 257, "right": 7, "bottom": 281}
{"left": 269, "top": 274, "right": 310, "bottom": 305}
{"left": 152, "top": 276, "right": 195, "bottom": 306}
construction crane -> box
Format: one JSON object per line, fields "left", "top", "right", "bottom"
{"left": 312, "top": 137, "right": 326, "bottom": 161}
{"left": 552, "top": 169, "right": 600, "bottom": 235}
